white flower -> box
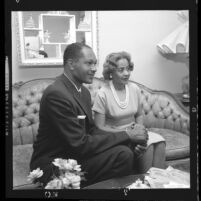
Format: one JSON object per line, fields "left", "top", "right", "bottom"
{"left": 72, "top": 182, "right": 81, "bottom": 189}
{"left": 63, "top": 163, "right": 74, "bottom": 171}
{"left": 61, "top": 177, "right": 70, "bottom": 189}
{"left": 65, "top": 173, "right": 81, "bottom": 184}
{"left": 72, "top": 175, "right": 81, "bottom": 184}
{"left": 64, "top": 171, "right": 75, "bottom": 177}
{"left": 73, "top": 164, "right": 81, "bottom": 172}
{"left": 28, "top": 158, "right": 84, "bottom": 189}
{"left": 52, "top": 158, "right": 73, "bottom": 171}
{"left": 45, "top": 178, "right": 63, "bottom": 189}
{"left": 27, "top": 168, "right": 43, "bottom": 183}
{"left": 68, "top": 159, "right": 78, "bottom": 166}
{"left": 64, "top": 172, "right": 81, "bottom": 189}
{"left": 52, "top": 158, "right": 66, "bottom": 169}
{"left": 68, "top": 159, "right": 81, "bottom": 172}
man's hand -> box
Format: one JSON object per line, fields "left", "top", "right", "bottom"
{"left": 125, "top": 123, "right": 148, "bottom": 145}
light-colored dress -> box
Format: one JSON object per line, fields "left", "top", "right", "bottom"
{"left": 92, "top": 81, "right": 165, "bottom": 146}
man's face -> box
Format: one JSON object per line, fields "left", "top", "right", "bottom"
{"left": 72, "top": 47, "right": 97, "bottom": 84}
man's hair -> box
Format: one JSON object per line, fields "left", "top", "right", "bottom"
{"left": 63, "top": 42, "right": 92, "bottom": 66}
{"left": 103, "top": 51, "right": 134, "bottom": 80}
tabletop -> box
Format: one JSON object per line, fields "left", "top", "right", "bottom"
{"left": 83, "top": 174, "right": 146, "bottom": 189}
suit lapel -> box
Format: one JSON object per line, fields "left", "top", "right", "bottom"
{"left": 60, "top": 74, "right": 92, "bottom": 120}
{"left": 80, "top": 88, "right": 93, "bottom": 122}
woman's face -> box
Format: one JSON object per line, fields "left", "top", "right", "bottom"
{"left": 112, "top": 58, "right": 131, "bottom": 86}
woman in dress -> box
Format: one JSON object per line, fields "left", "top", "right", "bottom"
{"left": 92, "top": 51, "right": 166, "bottom": 173}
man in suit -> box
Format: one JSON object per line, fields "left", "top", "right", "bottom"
{"left": 30, "top": 42, "right": 148, "bottom": 187}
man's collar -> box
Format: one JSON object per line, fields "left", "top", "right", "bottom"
{"left": 63, "top": 72, "right": 82, "bottom": 93}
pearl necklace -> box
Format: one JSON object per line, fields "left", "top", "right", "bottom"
{"left": 109, "top": 81, "right": 129, "bottom": 109}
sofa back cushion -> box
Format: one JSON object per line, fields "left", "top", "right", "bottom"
{"left": 12, "top": 77, "right": 189, "bottom": 146}
{"left": 13, "top": 79, "right": 55, "bottom": 145}
{"left": 138, "top": 85, "right": 189, "bottom": 135}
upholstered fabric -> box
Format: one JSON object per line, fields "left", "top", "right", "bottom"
{"left": 13, "top": 144, "right": 33, "bottom": 187}
{"left": 12, "top": 77, "right": 190, "bottom": 188}
{"left": 149, "top": 128, "right": 189, "bottom": 160}
{"left": 141, "top": 91, "right": 189, "bottom": 135}
{"left": 13, "top": 78, "right": 189, "bottom": 146}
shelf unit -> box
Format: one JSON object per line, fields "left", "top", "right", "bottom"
{"left": 76, "top": 29, "right": 91, "bottom": 32}
{"left": 17, "top": 11, "right": 97, "bottom": 65}
{"left": 38, "top": 14, "right": 76, "bottom": 58}
{"left": 24, "top": 28, "right": 42, "bottom": 31}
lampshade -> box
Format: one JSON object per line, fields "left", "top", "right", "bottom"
{"left": 157, "top": 11, "right": 189, "bottom": 54}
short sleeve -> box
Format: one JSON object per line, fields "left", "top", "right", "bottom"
{"left": 92, "top": 90, "right": 107, "bottom": 114}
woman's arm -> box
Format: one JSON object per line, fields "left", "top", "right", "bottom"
{"left": 94, "top": 112, "right": 120, "bottom": 133}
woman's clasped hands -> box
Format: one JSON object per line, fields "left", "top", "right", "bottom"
{"left": 125, "top": 123, "right": 148, "bottom": 157}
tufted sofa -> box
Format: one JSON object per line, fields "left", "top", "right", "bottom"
{"left": 12, "top": 77, "right": 190, "bottom": 189}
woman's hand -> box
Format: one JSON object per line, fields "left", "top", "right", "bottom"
{"left": 125, "top": 123, "right": 148, "bottom": 145}
{"left": 134, "top": 144, "right": 147, "bottom": 158}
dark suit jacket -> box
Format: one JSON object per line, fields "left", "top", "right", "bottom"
{"left": 30, "top": 74, "right": 130, "bottom": 171}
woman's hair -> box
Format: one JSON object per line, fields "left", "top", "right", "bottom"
{"left": 102, "top": 51, "right": 134, "bottom": 80}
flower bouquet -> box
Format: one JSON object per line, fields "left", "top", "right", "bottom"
{"left": 27, "top": 158, "right": 85, "bottom": 189}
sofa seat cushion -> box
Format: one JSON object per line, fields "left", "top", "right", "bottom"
{"left": 149, "top": 128, "right": 189, "bottom": 161}
{"left": 13, "top": 144, "right": 33, "bottom": 187}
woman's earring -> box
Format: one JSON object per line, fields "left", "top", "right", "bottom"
{"left": 109, "top": 74, "right": 112, "bottom": 79}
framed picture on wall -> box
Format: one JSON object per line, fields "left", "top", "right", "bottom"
{"left": 14, "top": 11, "right": 98, "bottom": 66}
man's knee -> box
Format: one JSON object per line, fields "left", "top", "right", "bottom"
{"left": 115, "top": 145, "right": 134, "bottom": 170}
